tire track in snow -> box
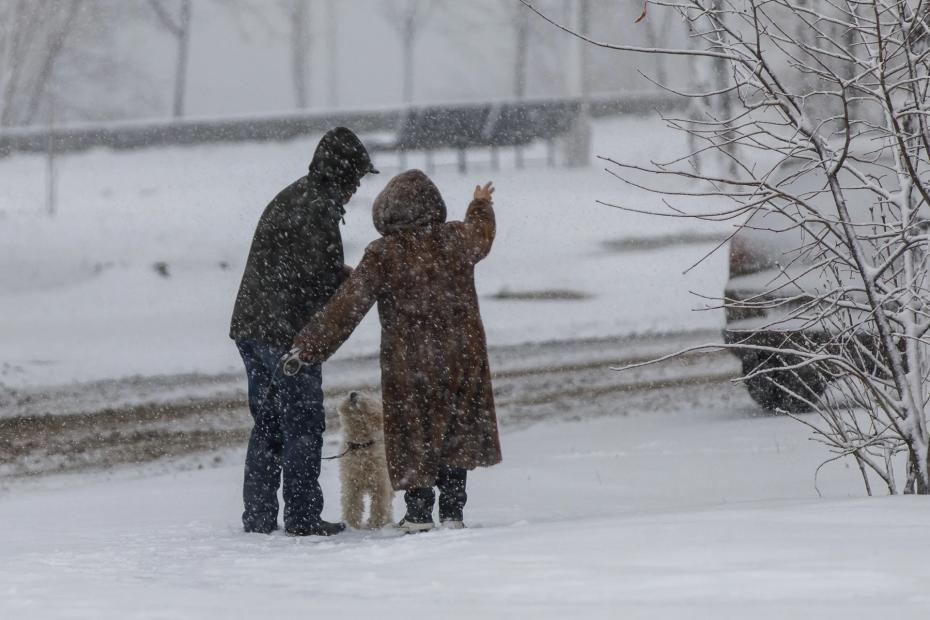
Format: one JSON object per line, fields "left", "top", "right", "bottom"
{"left": 0, "top": 330, "right": 740, "bottom": 479}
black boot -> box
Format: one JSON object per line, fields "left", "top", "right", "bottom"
{"left": 285, "top": 520, "right": 346, "bottom": 537}
{"left": 438, "top": 466, "right": 467, "bottom": 527}
{"left": 399, "top": 487, "right": 435, "bottom": 533}
{"left": 243, "top": 520, "right": 278, "bottom": 535}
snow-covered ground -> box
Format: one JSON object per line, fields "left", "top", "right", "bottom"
{"left": 3, "top": 116, "right": 929, "bottom": 617}
{"left": 3, "top": 390, "right": 928, "bottom": 619}
{"left": 0, "top": 116, "right": 728, "bottom": 393}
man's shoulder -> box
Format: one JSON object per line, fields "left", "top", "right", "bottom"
{"left": 257, "top": 176, "right": 317, "bottom": 226}
{"left": 269, "top": 176, "right": 311, "bottom": 208}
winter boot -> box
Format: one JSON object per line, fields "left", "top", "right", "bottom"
{"left": 243, "top": 521, "right": 278, "bottom": 535}
{"left": 399, "top": 487, "right": 436, "bottom": 533}
{"left": 285, "top": 519, "right": 346, "bottom": 537}
{"left": 440, "top": 520, "right": 466, "bottom": 530}
{"left": 397, "top": 517, "right": 435, "bottom": 533}
{"left": 437, "top": 466, "right": 467, "bottom": 525}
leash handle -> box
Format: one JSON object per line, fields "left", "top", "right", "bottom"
{"left": 280, "top": 348, "right": 305, "bottom": 377}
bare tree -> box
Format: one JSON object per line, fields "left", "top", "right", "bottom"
{"left": 45, "top": 91, "right": 58, "bottom": 216}
{"left": 381, "top": 0, "right": 441, "bottom": 104}
{"left": 0, "top": 0, "right": 84, "bottom": 127}
{"left": 563, "top": 0, "right": 592, "bottom": 167}
{"left": 212, "top": 0, "right": 302, "bottom": 109}
{"left": 282, "top": 0, "right": 311, "bottom": 109}
{"left": 655, "top": 0, "right": 738, "bottom": 177}
{"left": 632, "top": 0, "right": 674, "bottom": 86}
{"left": 326, "top": 0, "right": 338, "bottom": 107}
{"left": 506, "top": 1, "right": 532, "bottom": 98}
{"left": 147, "top": 0, "right": 192, "bottom": 118}
{"left": 523, "top": 0, "right": 930, "bottom": 494}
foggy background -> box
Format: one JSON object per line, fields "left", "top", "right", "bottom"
{"left": 0, "top": 0, "right": 685, "bottom": 126}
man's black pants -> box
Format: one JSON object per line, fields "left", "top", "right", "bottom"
{"left": 236, "top": 339, "right": 326, "bottom": 533}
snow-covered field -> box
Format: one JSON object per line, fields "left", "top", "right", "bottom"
{"left": 0, "top": 117, "right": 728, "bottom": 393}
{"left": 3, "top": 390, "right": 929, "bottom": 619}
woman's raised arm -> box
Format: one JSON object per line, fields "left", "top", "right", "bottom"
{"left": 459, "top": 181, "right": 496, "bottom": 264}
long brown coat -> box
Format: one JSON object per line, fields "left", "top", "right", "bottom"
{"left": 295, "top": 170, "right": 502, "bottom": 490}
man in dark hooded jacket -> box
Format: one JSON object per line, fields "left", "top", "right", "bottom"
{"left": 230, "top": 127, "right": 378, "bottom": 536}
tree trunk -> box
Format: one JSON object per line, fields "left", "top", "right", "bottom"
{"left": 23, "top": 0, "right": 83, "bottom": 126}
{"left": 904, "top": 239, "right": 930, "bottom": 494}
{"left": 172, "top": 0, "right": 191, "bottom": 118}
{"left": 0, "top": 0, "right": 31, "bottom": 127}
{"left": 46, "top": 93, "right": 57, "bottom": 217}
{"left": 0, "top": 4, "right": 14, "bottom": 124}
{"left": 402, "top": 18, "right": 414, "bottom": 104}
{"left": 563, "top": 0, "right": 591, "bottom": 167}
{"left": 643, "top": 6, "right": 669, "bottom": 86}
{"left": 291, "top": 0, "right": 310, "bottom": 109}
{"left": 514, "top": 11, "right": 528, "bottom": 99}
{"left": 326, "top": 0, "right": 338, "bottom": 107}
{"left": 710, "top": 0, "right": 737, "bottom": 177}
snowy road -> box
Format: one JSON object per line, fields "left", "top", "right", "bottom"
{"left": 0, "top": 329, "right": 738, "bottom": 479}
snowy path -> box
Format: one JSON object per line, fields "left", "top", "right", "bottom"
{"left": 3, "top": 382, "right": 928, "bottom": 618}
{"left": 1, "top": 330, "right": 736, "bottom": 479}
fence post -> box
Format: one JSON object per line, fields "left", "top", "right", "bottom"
{"left": 457, "top": 148, "right": 467, "bottom": 174}
{"left": 562, "top": 0, "right": 591, "bottom": 168}
{"left": 46, "top": 95, "right": 57, "bottom": 217}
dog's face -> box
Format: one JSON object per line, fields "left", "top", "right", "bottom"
{"left": 338, "top": 391, "right": 384, "bottom": 440}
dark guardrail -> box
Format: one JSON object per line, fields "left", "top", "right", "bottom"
{"left": 0, "top": 92, "right": 681, "bottom": 158}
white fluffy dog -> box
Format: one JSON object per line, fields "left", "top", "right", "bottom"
{"left": 337, "top": 391, "right": 394, "bottom": 529}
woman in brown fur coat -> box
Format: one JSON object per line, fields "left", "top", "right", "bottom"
{"left": 293, "top": 169, "right": 501, "bottom": 531}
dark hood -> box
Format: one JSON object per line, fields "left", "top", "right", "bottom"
{"left": 308, "top": 126, "right": 377, "bottom": 182}
{"left": 307, "top": 127, "right": 377, "bottom": 221}
{"left": 373, "top": 169, "right": 447, "bottom": 235}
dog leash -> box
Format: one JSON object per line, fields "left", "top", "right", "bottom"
{"left": 322, "top": 440, "right": 376, "bottom": 460}
{"left": 266, "top": 348, "right": 375, "bottom": 461}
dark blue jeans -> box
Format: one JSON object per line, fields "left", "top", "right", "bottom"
{"left": 236, "top": 339, "right": 326, "bottom": 532}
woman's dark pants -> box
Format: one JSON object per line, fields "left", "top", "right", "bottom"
{"left": 236, "top": 339, "right": 326, "bottom": 533}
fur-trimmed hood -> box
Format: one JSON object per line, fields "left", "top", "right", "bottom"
{"left": 372, "top": 169, "right": 447, "bottom": 235}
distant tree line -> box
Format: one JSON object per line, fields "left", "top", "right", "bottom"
{"left": 0, "top": 0, "right": 676, "bottom": 128}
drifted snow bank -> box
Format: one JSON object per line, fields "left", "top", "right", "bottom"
{"left": 0, "top": 116, "right": 728, "bottom": 391}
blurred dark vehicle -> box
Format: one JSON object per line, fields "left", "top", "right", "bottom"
{"left": 721, "top": 162, "right": 921, "bottom": 413}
